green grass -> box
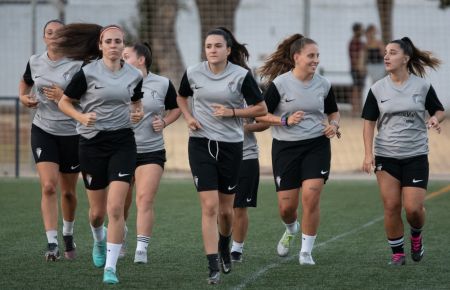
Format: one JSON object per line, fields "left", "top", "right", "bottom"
{"left": 0, "top": 178, "right": 450, "bottom": 289}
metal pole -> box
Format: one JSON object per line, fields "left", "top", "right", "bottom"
{"left": 15, "top": 98, "right": 20, "bottom": 178}
{"left": 31, "top": 0, "right": 37, "bottom": 55}
{"left": 303, "top": 0, "right": 310, "bottom": 37}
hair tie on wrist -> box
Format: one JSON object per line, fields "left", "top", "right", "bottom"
{"left": 232, "top": 108, "right": 236, "bottom": 117}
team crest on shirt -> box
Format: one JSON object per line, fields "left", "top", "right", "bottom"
{"left": 62, "top": 71, "right": 71, "bottom": 81}
{"left": 412, "top": 94, "right": 422, "bottom": 104}
{"left": 227, "top": 81, "right": 238, "bottom": 94}
{"left": 150, "top": 90, "right": 158, "bottom": 99}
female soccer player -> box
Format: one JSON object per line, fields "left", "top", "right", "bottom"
{"left": 231, "top": 117, "right": 268, "bottom": 263}
{"left": 18, "top": 19, "right": 82, "bottom": 261}
{"left": 362, "top": 37, "right": 444, "bottom": 265}
{"left": 177, "top": 27, "right": 267, "bottom": 284}
{"left": 56, "top": 23, "right": 144, "bottom": 284}
{"left": 257, "top": 33, "right": 340, "bottom": 265}
{"left": 121, "top": 42, "right": 181, "bottom": 263}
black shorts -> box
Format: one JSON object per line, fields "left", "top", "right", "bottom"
{"left": 351, "top": 69, "right": 366, "bottom": 89}
{"left": 79, "top": 129, "right": 136, "bottom": 190}
{"left": 272, "top": 135, "right": 331, "bottom": 191}
{"left": 30, "top": 124, "right": 80, "bottom": 173}
{"left": 188, "top": 137, "right": 243, "bottom": 194}
{"left": 136, "top": 150, "right": 166, "bottom": 169}
{"left": 374, "top": 155, "right": 429, "bottom": 189}
{"left": 234, "top": 158, "right": 259, "bottom": 208}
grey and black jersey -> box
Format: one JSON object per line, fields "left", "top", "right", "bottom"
{"left": 362, "top": 74, "right": 444, "bottom": 158}
{"left": 264, "top": 71, "right": 338, "bottom": 141}
{"left": 243, "top": 121, "right": 259, "bottom": 160}
{"left": 23, "top": 52, "right": 83, "bottom": 135}
{"left": 134, "top": 73, "right": 177, "bottom": 153}
{"left": 178, "top": 61, "right": 263, "bottom": 142}
{"left": 64, "top": 59, "right": 143, "bottom": 139}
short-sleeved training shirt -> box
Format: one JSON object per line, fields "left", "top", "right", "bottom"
{"left": 362, "top": 74, "right": 444, "bottom": 158}
{"left": 264, "top": 71, "right": 338, "bottom": 141}
{"left": 178, "top": 61, "right": 263, "bottom": 142}
{"left": 23, "top": 52, "right": 83, "bottom": 135}
{"left": 134, "top": 72, "right": 178, "bottom": 153}
{"left": 64, "top": 59, "right": 143, "bottom": 139}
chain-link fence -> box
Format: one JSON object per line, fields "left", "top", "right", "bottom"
{"left": 1, "top": 0, "right": 450, "bottom": 177}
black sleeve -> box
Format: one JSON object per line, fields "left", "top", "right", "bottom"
{"left": 23, "top": 62, "right": 34, "bottom": 86}
{"left": 64, "top": 69, "right": 88, "bottom": 100}
{"left": 241, "top": 72, "right": 264, "bottom": 105}
{"left": 361, "top": 89, "right": 379, "bottom": 121}
{"left": 324, "top": 87, "right": 338, "bottom": 114}
{"left": 178, "top": 71, "right": 193, "bottom": 97}
{"left": 425, "top": 85, "right": 444, "bottom": 116}
{"left": 131, "top": 79, "right": 144, "bottom": 102}
{"left": 164, "top": 80, "right": 178, "bottom": 110}
{"left": 263, "top": 82, "right": 281, "bottom": 114}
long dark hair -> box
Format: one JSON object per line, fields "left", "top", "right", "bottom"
{"left": 126, "top": 42, "right": 153, "bottom": 72}
{"left": 205, "top": 27, "right": 250, "bottom": 70}
{"left": 259, "top": 34, "right": 316, "bottom": 84}
{"left": 390, "top": 37, "right": 441, "bottom": 77}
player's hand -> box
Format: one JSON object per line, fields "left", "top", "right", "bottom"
{"left": 43, "top": 84, "right": 63, "bottom": 103}
{"left": 186, "top": 116, "right": 202, "bottom": 131}
{"left": 130, "top": 101, "right": 144, "bottom": 124}
{"left": 152, "top": 116, "right": 165, "bottom": 132}
{"left": 211, "top": 103, "right": 233, "bottom": 117}
{"left": 81, "top": 112, "right": 96, "bottom": 127}
{"left": 426, "top": 116, "right": 441, "bottom": 134}
{"left": 287, "top": 111, "right": 304, "bottom": 126}
{"left": 362, "top": 155, "right": 374, "bottom": 174}
{"left": 20, "top": 94, "right": 39, "bottom": 108}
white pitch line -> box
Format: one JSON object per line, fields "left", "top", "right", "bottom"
{"left": 233, "top": 183, "right": 450, "bottom": 290}
{"left": 232, "top": 215, "right": 384, "bottom": 290}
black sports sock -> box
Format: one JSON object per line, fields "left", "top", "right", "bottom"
{"left": 410, "top": 227, "right": 422, "bottom": 238}
{"left": 207, "top": 254, "right": 219, "bottom": 272}
{"left": 218, "top": 233, "right": 231, "bottom": 252}
{"left": 388, "top": 236, "right": 404, "bottom": 254}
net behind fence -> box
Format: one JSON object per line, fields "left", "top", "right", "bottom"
{"left": 1, "top": 0, "right": 449, "bottom": 177}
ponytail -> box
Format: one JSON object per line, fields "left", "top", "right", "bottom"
{"left": 126, "top": 42, "right": 153, "bottom": 72}
{"left": 54, "top": 23, "right": 103, "bottom": 61}
{"left": 259, "top": 34, "right": 316, "bottom": 85}
{"left": 390, "top": 37, "right": 441, "bottom": 77}
{"left": 206, "top": 27, "right": 250, "bottom": 71}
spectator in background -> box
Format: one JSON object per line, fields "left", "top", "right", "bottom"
{"left": 365, "top": 24, "right": 386, "bottom": 84}
{"left": 349, "top": 22, "right": 366, "bottom": 116}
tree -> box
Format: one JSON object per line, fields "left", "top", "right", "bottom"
{"left": 377, "top": 0, "right": 449, "bottom": 44}
{"left": 376, "top": 0, "right": 393, "bottom": 44}
{"left": 195, "top": 0, "right": 241, "bottom": 59}
{"left": 138, "top": 0, "right": 184, "bottom": 86}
